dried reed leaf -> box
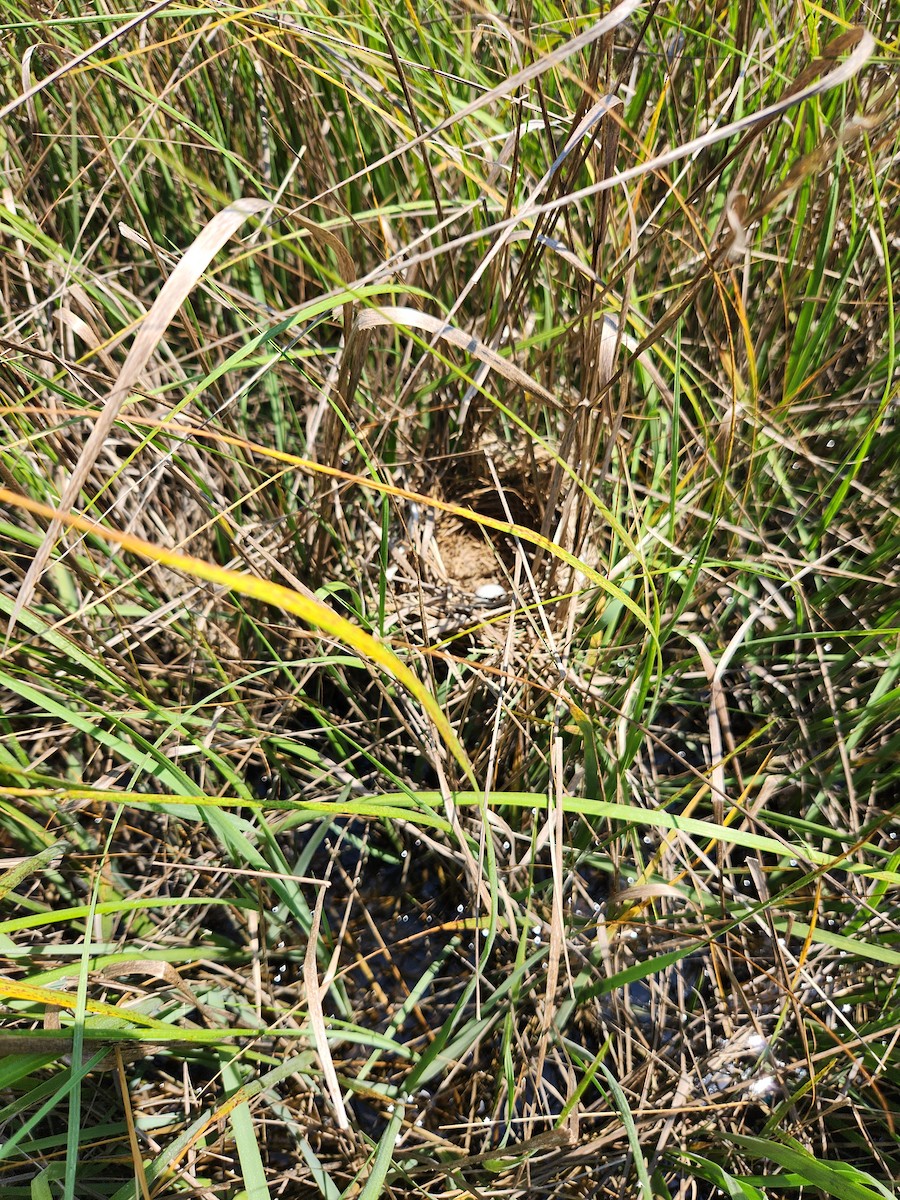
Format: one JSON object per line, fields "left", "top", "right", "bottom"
{"left": 1, "top": 0, "right": 176, "bottom": 124}
{"left": 8, "top": 197, "right": 269, "bottom": 636}
{"left": 309, "top": 0, "right": 646, "bottom": 207}
{"left": 352, "top": 305, "right": 559, "bottom": 408}
{"left": 303, "top": 879, "right": 350, "bottom": 1130}
{"left": 517, "top": 27, "right": 876, "bottom": 220}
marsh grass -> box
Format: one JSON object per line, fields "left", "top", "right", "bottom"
{"left": 0, "top": 1, "right": 898, "bottom": 1197}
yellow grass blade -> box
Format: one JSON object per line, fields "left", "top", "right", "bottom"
{"left": 0, "top": 976, "right": 181, "bottom": 1032}
{"left": 0, "top": 487, "right": 474, "bottom": 783}
{"left": 88, "top": 415, "right": 656, "bottom": 641}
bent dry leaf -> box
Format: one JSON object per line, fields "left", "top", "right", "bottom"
{"left": 0, "top": 487, "right": 474, "bottom": 784}
{"left": 351, "top": 305, "right": 560, "bottom": 409}
{"left": 1, "top": 0, "right": 176, "bottom": 124}
{"left": 304, "top": 876, "right": 349, "bottom": 1131}
{"left": 525, "top": 26, "right": 876, "bottom": 220}
{"left": 305, "top": 0, "right": 646, "bottom": 213}
{"left": 9, "top": 197, "right": 270, "bottom": 636}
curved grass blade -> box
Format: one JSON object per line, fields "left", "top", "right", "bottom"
{"left": 8, "top": 197, "right": 269, "bottom": 635}
{"left": 721, "top": 1132, "right": 892, "bottom": 1200}
{"left": 0, "top": 487, "right": 473, "bottom": 783}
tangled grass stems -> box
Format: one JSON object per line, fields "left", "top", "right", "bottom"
{"left": 0, "top": 0, "right": 898, "bottom": 1197}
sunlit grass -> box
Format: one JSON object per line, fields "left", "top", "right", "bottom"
{"left": 0, "top": 0, "right": 898, "bottom": 1197}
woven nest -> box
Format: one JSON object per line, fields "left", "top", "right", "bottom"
{"left": 376, "top": 436, "right": 557, "bottom": 645}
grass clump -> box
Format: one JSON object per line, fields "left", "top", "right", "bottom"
{"left": 0, "top": 1, "right": 898, "bottom": 1197}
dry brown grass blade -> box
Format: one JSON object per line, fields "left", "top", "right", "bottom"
{"left": 301, "top": 0, "right": 645, "bottom": 213}
{"left": 517, "top": 26, "right": 876, "bottom": 220}
{"left": 303, "top": 878, "right": 350, "bottom": 1131}
{"left": 746, "top": 95, "right": 897, "bottom": 228}
{"left": 114, "top": 1047, "right": 152, "bottom": 1200}
{"left": 94, "top": 960, "right": 222, "bottom": 1027}
{"left": 355, "top": 26, "right": 876, "bottom": 292}
{"left": 293, "top": 214, "right": 357, "bottom": 339}
{"left": 352, "top": 305, "right": 560, "bottom": 408}
{"left": 2, "top": 0, "right": 177, "bottom": 124}
{"left": 8, "top": 197, "right": 269, "bottom": 637}
{"left": 445, "top": 93, "right": 623, "bottom": 339}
